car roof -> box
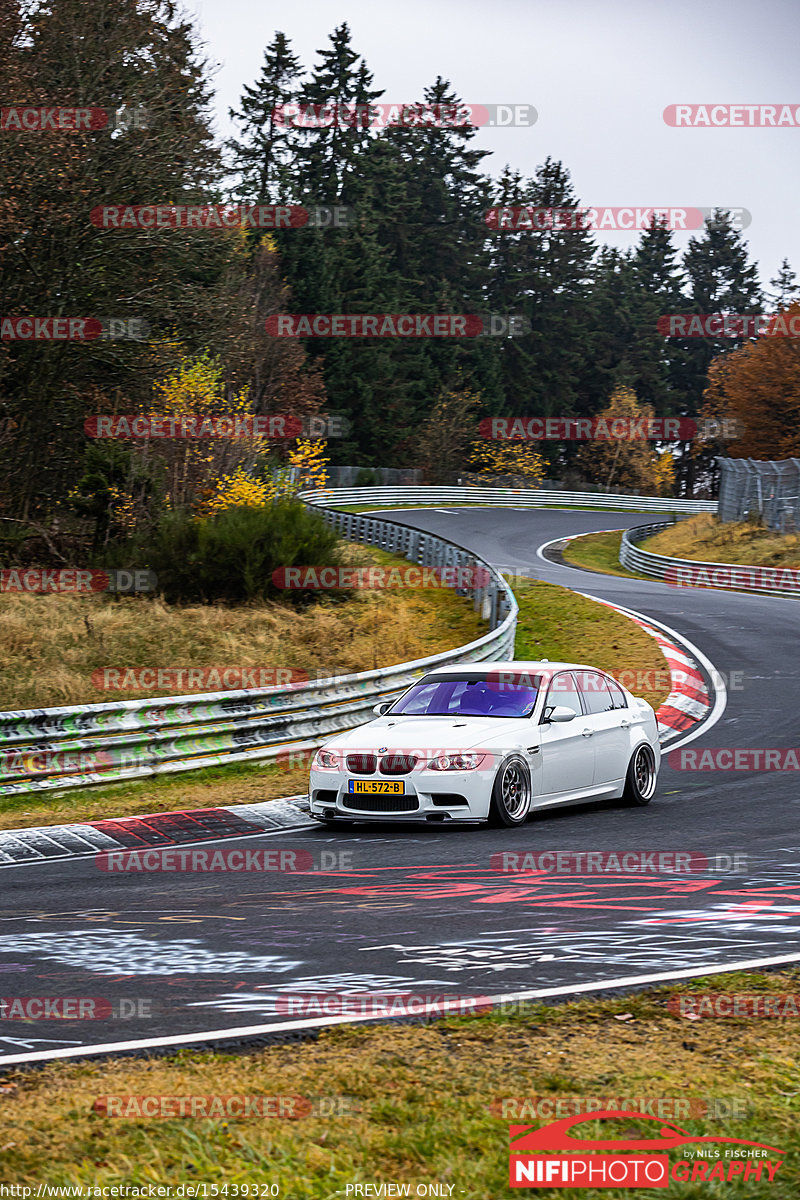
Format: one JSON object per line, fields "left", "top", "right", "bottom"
{"left": 422, "top": 661, "right": 604, "bottom": 675}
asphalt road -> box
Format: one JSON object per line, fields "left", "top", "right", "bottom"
{"left": 2, "top": 506, "right": 800, "bottom": 1065}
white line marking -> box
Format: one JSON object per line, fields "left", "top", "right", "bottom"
{"left": 2, "top": 950, "right": 800, "bottom": 1065}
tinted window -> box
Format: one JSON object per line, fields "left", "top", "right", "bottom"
{"left": 391, "top": 674, "right": 540, "bottom": 718}
{"left": 606, "top": 678, "right": 628, "bottom": 709}
{"left": 542, "top": 672, "right": 583, "bottom": 719}
{"left": 575, "top": 670, "right": 615, "bottom": 714}
{"left": 392, "top": 681, "right": 441, "bottom": 715}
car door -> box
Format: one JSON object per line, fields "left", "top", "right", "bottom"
{"left": 574, "top": 670, "right": 630, "bottom": 785}
{"left": 537, "top": 671, "right": 595, "bottom": 796}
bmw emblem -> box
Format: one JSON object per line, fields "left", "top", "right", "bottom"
{"left": 378, "top": 746, "right": 387, "bottom": 752}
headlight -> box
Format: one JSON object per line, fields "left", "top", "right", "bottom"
{"left": 428, "top": 752, "right": 486, "bottom": 771}
{"left": 313, "top": 749, "right": 341, "bottom": 770}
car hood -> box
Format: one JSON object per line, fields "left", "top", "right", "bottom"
{"left": 322, "top": 716, "right": 530, "bottom": 754}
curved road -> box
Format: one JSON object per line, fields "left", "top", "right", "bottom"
{"left": 2, "top": 507, "right": 800, "bottom": 1065}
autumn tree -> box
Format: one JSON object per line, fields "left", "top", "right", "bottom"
{"left": 575, "top": 386, "right": 675, "bottom": 495}
{"left": 411, "top": 389, "right": 480, "bottom": 483}
{"left": 701, "top": 303, "right": 800, "bottom": 460}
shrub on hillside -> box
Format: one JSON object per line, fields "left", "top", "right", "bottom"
{"left": 103, "top": 498, "right": 347, "bottom": 605}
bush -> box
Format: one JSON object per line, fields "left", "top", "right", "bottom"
{"left": 354, "top": 467, "right": 377, "bottom": 487}
{"left": 103, "top": 498, "right": 347, "bottom": 605}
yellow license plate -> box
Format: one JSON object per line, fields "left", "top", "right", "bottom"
{"left": 348, "top": 780, "right": 405, "bottom": 795}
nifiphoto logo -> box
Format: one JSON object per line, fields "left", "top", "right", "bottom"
{"left": 508, "top": 1111, "right": 784, "bottom": 1188}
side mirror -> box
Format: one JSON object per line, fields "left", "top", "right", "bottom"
{"left": 372, "top": 702, "right": 390, "bottom": 716}
{"left": 546, "top": 705, "right": 577, "bottom": 723}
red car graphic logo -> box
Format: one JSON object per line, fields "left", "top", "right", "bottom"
{"left": 510, "top": 1111, "right": 783, "bottom": 1155}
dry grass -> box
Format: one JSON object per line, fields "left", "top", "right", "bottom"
{"left": 0, "top": 544, "right": 486, "bottom": 712}
{"left": 0, "top": 970, "right": 798, "bottom": 1194}
{"left": 644, "top": 512, "right": 800, "bottom": 567}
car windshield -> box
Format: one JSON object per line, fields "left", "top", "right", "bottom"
{"left": 389, "top": 672, "right": 541, "bottom": 718}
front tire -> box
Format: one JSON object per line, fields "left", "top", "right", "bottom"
{"left": 488, "top": 755, "right": 532, "bottom": 827}
{"left": 622, "top": 744, "right": 657, "bottom": 806}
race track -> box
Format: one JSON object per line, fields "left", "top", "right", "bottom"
{"left": 2, "top": 507, "right": 800, "bottom": 1066}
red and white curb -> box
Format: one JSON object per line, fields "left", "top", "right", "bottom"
{"left": 0, "top": 796, "right": 313, "bottom": 869}
{"left": 577, "top": 593, "right": 718, "bottom": 744}
{"left": 575, "top": 595, "right": 724, "bottom": 753}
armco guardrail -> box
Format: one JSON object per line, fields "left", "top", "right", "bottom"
{"left": 0, "top": 510, "right": 517, "bottom": 797}
{"left": 619, "top": 521, "right": 680, "bottom": 577}
{"left": 299, "top": 485, "right": 717, "bottom": 513}
{"left": 620, "top": 522, "right": 800, "bottom": 596}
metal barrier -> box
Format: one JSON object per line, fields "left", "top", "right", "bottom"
{"left": 0, "top": 509, "right": 517, "bottom": 797}
{"left": 299, "top": 485, "right": 717, "bottom": 514}
{"left": 620, "top": 522, "right": 800, "bottom": 597}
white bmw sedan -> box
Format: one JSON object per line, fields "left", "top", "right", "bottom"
{"left": 308, "top": 661, "right": 661, "bottom": 828}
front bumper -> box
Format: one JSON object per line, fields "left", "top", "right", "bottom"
{"left": 308, "top": 767, "right": 494, "bottom": 823}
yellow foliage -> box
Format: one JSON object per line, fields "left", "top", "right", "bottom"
{"left": 576, "top": 386, "right": 672, "bottom": 495}
{"left": 651, "top": 450, "right": 676, "bottom": 496}
{"left": 288, "top": 439, "right": 329, "bottom": 489}
{"left": 106, "top": 486, "right": 138, "bottom": 533}
{"left": 152, "top": 355, "right": 236, "bottom": 415}
{"left": 203, "top": 468, "right": 276, "bottom": 516}
{"left": 467, "top": 438, "right": 546, "bottom": 484}
{"left": 199, "top": 441, "right": 330, "bottom": 518}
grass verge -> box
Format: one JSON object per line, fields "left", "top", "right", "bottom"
{"left": 513, "top": 578, "right": 669, "bottom": 711}
{"left": 561, "top": 530, "right": 652, "bottom": 580}
{"left": 1, "top": 969, "right": 797, "bottom": 1195}
{"left": 0, "top": 757, "right": 313, "bottom": 832}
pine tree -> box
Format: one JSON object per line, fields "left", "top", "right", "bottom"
{"left": 767, "top": 258, "right": 800, "bottom": 310}
{"left": 293, "top": 23, "right": 383, "bottom": 204}
{"left": 483, "top": 158, "right": 597, "bottom": 477}
{"left": 227, "top": 32, "right": 303, "bottom": 203}
{"left": 673, "top": 210, "right": 761, "bottom": 494}
{"left": 586, "top": 220, "right": 686, "bottom": 419}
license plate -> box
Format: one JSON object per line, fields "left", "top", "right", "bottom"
{"left": 348, "top": 780, "right": 405, "bottom": 795}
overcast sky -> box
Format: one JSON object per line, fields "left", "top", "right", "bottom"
{"left": 186, "top": 0, "right": 800, "bottom": 294}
